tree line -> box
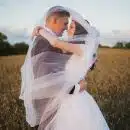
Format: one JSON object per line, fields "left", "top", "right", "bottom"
{"left": 113, "top": 42, "right": 130, "bottom": 49}
{"left": 99, "top": 42, "right": 130, "bottom": 49}
{"left": 0, "top": 32, "right": 29, "bottom": 56}
{"left": 0, "top": 32, "right": 130, "bottom": 56}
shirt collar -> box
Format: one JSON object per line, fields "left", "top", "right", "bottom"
{"left": 43, "top": 26, "right": 57, "bottom": 36}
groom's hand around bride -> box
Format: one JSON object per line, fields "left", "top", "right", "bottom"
{"left": 32, "top": 26, "right": 43, "bottom": 39}
{"left": 79, "top": 80, "right": 87, "bottom": 92}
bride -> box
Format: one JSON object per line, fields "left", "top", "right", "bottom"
{"left": 20, "top": 6, "right": 109, "bottom": 130}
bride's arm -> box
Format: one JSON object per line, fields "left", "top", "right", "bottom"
{"left": 39, "top": 29, "right": 83, "bottom": 56}
{"left": 54, "top": 39, "right": 82, "bottom": 56}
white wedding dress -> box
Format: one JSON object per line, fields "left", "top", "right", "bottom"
{"left": 53, "top": 54, "right": 109, "bottom": 130}
{"left": 55, "top": 91, "right": 109, "bottom": 130}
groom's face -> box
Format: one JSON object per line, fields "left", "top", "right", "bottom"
{"left": 53, "top": 16, "right": 69, "bottom": 36}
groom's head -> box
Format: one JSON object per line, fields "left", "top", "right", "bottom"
{"left": 45, "top": 9, "right": 70, "bottom": 36}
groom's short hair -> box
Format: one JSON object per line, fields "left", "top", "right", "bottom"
{"left": 46, "top": 9, "right": 70, "bottom": 21}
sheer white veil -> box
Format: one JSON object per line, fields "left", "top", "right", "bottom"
{"left": 19, "top": 6, "right": 100, "bottom": 129}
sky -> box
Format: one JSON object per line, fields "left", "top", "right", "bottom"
{"left": 0, "top": 0, "right": 130, "bottom": 46}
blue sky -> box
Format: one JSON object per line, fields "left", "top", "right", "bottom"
{"left": 0, "top": 0, "right": 130, "bottom": 45}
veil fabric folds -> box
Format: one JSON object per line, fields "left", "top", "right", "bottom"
{"left": 19, "top": 6, "right": 100, "bottom": 129}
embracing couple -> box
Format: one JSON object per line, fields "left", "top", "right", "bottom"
{"left": 19, "top": 6, "right": 109, "bottom": 130}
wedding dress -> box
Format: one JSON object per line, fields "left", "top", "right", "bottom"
{"left": 53, "top": 53, "right": 109, "bottom": 130}
{"left": 55, "top": 91, "right": 109, "bottom": 130}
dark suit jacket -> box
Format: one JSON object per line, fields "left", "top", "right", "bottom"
{"left": 31, "top": 35, "right": 72, "bottom": 79}
{"left": 31, "top": 36, "right": 85, "bottom": 93}
{"left": 31, "top": 36, "right": 75, "bottom": 128}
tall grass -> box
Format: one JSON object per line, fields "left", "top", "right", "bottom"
{"left": 0, "top": 49, "right": 130, "bottom": 130}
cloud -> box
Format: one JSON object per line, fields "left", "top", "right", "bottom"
{"left": 100, "top": 30, "right": 130, "bottom": 47}
{"left": 0, "top": 27, "right": 29, "bottom": 44}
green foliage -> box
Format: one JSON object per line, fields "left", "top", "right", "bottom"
{"left": 113, "top": 42, "right": 130, "bottom": 49}
{"left": 0, "top": 32, "right": 12, "bottom": 55}
{"left": 13, "top": 42, "right": 29, "bottom": 54}
{"left": 0, "top": 32, "right": 29, "bottom": 56}
{"left": 99, "top": 44, "right": 110, "bottom": 48}
{"left": 0, "top": 32, "right": 7, "bottom": 42}
{"left": 125, "top": 42, "right": 130, "bottom": 48}
{"left": 114, "top": 42, "right": 124, "bottom": 48}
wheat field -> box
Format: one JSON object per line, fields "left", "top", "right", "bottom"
{"left": 0, "top": 48, "right": 130, "bottom": 130}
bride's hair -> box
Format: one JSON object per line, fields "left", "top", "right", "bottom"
{"left": 74, "top": 21, "right": 89, "bottom": 35}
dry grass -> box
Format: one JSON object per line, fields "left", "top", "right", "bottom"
{"left": 0, "top": 48, "right": 130, "bottom": 130}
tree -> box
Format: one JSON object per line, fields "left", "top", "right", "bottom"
{"left": 99, "top": 44, "right": 110, "bottom": 48}
{"left": 0, "top": 32, "right": 13, "bottom": 55}
{"left": 125, "top": 42, "right": 130, "bottom": 49}
{"left": 114, "top": 42, "right": 124, "bottom": 48}
{"left": 0, "top": 32, "right": 7, "bottom": 42}
{"left": 0, "top": 32, "right": 29, "bottom": 55}
{"left": 13, "top": 42, "right": 29, "bottom": 54}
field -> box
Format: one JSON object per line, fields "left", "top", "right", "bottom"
{"left": 0, "top": 48, "right": 130, "bottom": 130}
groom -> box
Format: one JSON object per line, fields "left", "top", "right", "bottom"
{"left": 32, "top": 7, "right": 87, "bottom": 93}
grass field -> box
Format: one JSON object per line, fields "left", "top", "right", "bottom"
{"left": 0, "top": 48, "right": 130, "bottom": 130}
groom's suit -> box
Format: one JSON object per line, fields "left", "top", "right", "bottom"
{"left": 31, "top": 35, "right": 77, "bottom": 93}
{"left": 31, "top": 34, "right": 76, "bottom": 127}
{"left": 31, "top": 35, "right": 70, "bottom": 78}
